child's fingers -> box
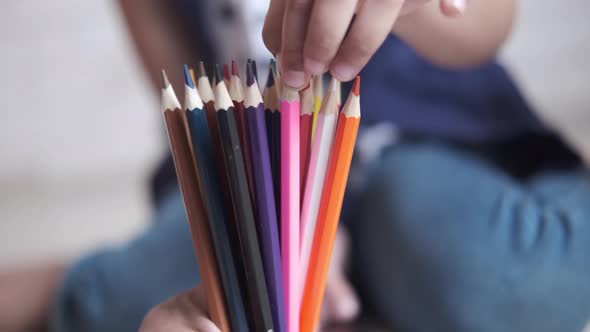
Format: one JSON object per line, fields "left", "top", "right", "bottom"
{"left": 302, "top": 0, "right": 358, "bottom": 77}
{"left": 262, "top": 0, "right": 286, "bottom": 55}
{"left": 330, "top": 0, "right": 403, "bottom": 81}
{"left": 440, "top": 0, "right": 468, "bottom": 17}
{"left": 280, "top": 0, "right": 315, "bottom": 88}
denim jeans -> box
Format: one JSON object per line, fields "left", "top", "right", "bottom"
{"left": 50, "top": 140, "right": 590, "bottom": 332}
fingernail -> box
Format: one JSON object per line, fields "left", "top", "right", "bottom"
{"left": 304, "top": 58, "right": 326, "bottom": 75}
{"left": 283, "top": 70, "right": 306, "bottom": 88}
{"left": 452, "top": 0, "right": 467, "bottom": 13}
{"left": 331, "top": 63, "right": 356, "bottom": 81}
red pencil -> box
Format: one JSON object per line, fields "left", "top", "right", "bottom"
{"left": 299, "top": 81, "right": 314, "bottom": 199}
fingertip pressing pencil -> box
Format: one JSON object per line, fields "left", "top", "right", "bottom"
{"left": 214, "top": 67, "right": 275, "bottom": 332}
{"left": 183, "top": 65, "right": 249, "bottom": 332}
{"left": 245, "top": 62, "right": 287, "bottom": 332}
{"left": 301, "top": 76, "right": 362, "bottom": 332}
{"left": 281, "top": 86, "right": 301, "bottom": 332}
{"left": 299, "top": 82, "right": 314, "bottom": 196}
{"left": 263, "top": 62, "right": 282, "bottom": 223}
{"left": 300, "top": 78, "right": 339, "bottom": 293}
{"left": 229, "top": 60, "right": 257, "bottom": 209}
{"left": 160, "top": 70, "right": 230, "bottom": 332}
{"left": 311, "top": 74, "right": 324, "bottom": 142}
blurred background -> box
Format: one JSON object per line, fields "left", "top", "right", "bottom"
{"left": 0, "top": 0, "right": 588, "bottom": 267}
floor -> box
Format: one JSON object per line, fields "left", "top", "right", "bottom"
{"left": 0, "top": 0, "right": 588, "bottom": 268}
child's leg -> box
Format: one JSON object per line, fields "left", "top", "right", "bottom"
{"left": 350, "top": 141, "right": 590, "bottom": 332}
{"left": 50, "top": 189, "right": 200, "bottom": 332}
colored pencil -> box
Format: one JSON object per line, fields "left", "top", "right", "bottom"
{"left": 263, "top": 63, "right": 281, "bottom": 224}
{"left": 223, "top": 63, "right": 231, "bottom": 87}
{"left": 229, "top": 60, "right": 257, "bottom": 208}
{"left": 244, "top": 62, "right": 286, "bottom": 332}
{"left": 183, "top": 66, "right": 249, "bottom": 332}
{"left": 199, "top": 62, "right": 248, "bottom": 314}
{"left": 160, "top": 70, "right": 230, "bottom": 332}
{"left": 299, "top": 81, "right": 314, "bottom": 195}
{"left": 214, "top": 67, "right": 275, "bottom": 332}
{"left": 311, "top": 74, "right": 324, "bottom": 142}
{"left": 281, "top": 86, "right": 301, "bottom": 332}
{"left": 301, "top": 77, "right": 361, "bottom": 332}
{"left": 300, "top": 78, "right": 339, "bottom": 291}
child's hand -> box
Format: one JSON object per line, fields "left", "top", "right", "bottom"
{"left": 139, "top": 228, "right": 359, "bottom": 331}
{"left": 263, "top": 0, "right": 468, "bottom": 88}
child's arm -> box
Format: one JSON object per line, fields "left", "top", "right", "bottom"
{"left": 395, "top": 0, "right": 516, "bottom": 68}
{"left": 263, "top": 0, "right": 517, "bottom": 88}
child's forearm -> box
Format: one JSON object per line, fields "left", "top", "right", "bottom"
{"left": 394, "top": 0, "right": 517, "bottom": 68}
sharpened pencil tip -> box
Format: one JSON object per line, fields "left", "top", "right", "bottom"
{"left": 266, "top": 65, "right": 275, "bottom": 87}
{"left": 197, "top": 61, "right": 207, "bottom": 78}
{"left": 183, "top": 64, "right": 195, "bottom": 89}
{"left": 231, "top": 60, "right": 240, "bottom": 77}
{"left": 251, "top": 60, "right": 258, "bottom": 81}
{"left": 246, "top": 62, "right": 256, "bottom": 87}
{"left": 223, "top": 64, "right": 231, "bottom": 82}
{"left": 352, "top": 76, "right": 360, "bottom": 96}
{"left": 214, "top": 64, "right": 223, "bottom": 85}
{"left": 161, "top": 70, "right": 170, "bottom": 88}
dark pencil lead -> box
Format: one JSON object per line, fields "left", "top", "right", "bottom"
{"left": 183, "top": 64, "right": 195, "bottom": 89}
{"left": 265, "top": 65, "right": 275, "bottom": 88}
{"left": 198, "top": 61, "right": 207, "bottom": 78}
{"left": 246, "top": 61, "right": 256, "bottom": 87}
{"left": 352, "top": 76, "right": 361, "bottom": 97}
{"left": 223, "top": 64, "right": 231, "bottom": 82}
{"left": 214, "top": 64, "right": 223, "bottom": 85}
{"left": 231, "top": 60, "right": 240, "bottom": 77}
{"left": 161, "top": 70, "right": 170, "bottom": 88}
{"left": 251, "top": 60, "right": 259, "bottom": 81}
{"left": 270, "top": 58, "right": 278, "bottom": 75}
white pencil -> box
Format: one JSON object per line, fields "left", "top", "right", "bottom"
{"left": 300, "top": 78, "right": 339, "bottom": 291}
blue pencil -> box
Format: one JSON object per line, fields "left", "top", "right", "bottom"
{"left": 183, "top": 65, "right": 249, "bottom": 332}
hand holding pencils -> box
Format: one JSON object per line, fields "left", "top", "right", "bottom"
{"left": 160, "top": 61, "right": 361, "bottom": 332}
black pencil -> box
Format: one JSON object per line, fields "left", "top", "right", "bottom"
{"left": 263, "top": 62, "right": 282, "bottom": 225}
{"left": 214, "top": 65, "right": 275, "bottom": 332}
{"left": 183, "top": 65, "right": 249, "bottom": 332}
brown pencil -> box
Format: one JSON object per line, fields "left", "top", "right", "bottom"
{"left": 160, "top": 70, "right": 230, "bottom": 332}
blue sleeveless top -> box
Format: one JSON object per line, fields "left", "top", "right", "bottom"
{"left": 359, "top": 35, "right": 548, "bottom": 141}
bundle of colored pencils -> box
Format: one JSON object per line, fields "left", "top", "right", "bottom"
{"left": 160, "top": 59, "right": 361, "bottom": 332}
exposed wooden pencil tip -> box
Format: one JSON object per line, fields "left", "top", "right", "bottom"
{"left": 214, "top": 64, "right": 223, "bottom": 85}
{"left": 161, "top": 70, "right": 171, "bottom": 88}
{"left": 231, "top": 60, "right": 240, "bottom": 77}
{"left": 223, "top": 64, "right": 231, "bottom": 82}
{"left": 301, "top": 82, "right": 311, "bottom": 91}
{"left": 352, "top": 76, "right": 360, "bottom": 96}
{"left": 246, "top": 61, "right": 256, "bottom": 87}
{"left": 184, "top": 64, "right": 195, "bottom": 89}
{"left": 198, "top": 61, "right": 207, "bottom": 78}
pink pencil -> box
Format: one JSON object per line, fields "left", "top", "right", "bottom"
{"left": 281, "top": 86, "right": 300, "bottom": 332}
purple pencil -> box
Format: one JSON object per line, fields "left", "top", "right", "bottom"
{"left": 244, "top": 62, "right": 286, "bottom": 332}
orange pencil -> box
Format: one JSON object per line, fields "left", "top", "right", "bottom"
{"left": 300, "top": 77, "right": 361, "bottom": 332}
